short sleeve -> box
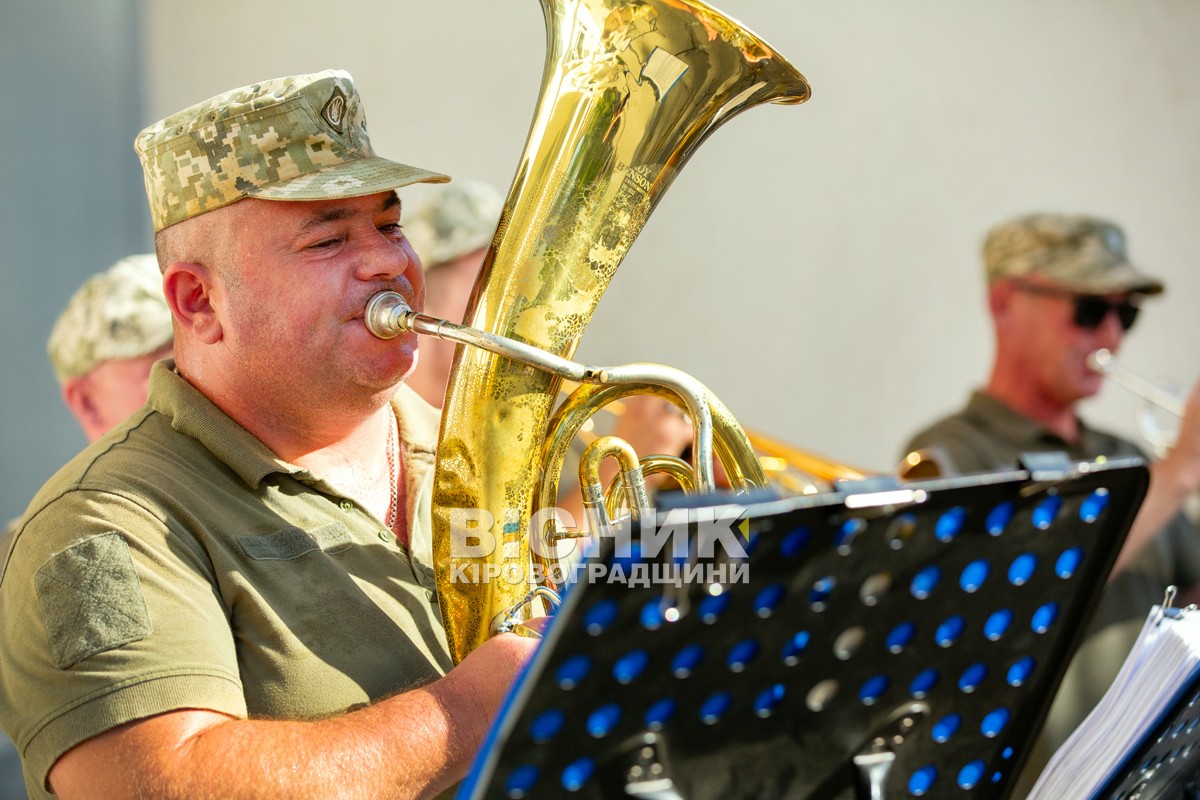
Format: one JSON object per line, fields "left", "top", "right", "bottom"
{"left": 0, "top": 489, "right": 246, "bottom": 794}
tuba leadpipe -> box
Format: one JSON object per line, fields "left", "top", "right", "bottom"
{"left": 366, "top": 291, "right": 719, "bottom": 490}
{"left": 1088, "top": 348, "right": 1187, "bottom": 458}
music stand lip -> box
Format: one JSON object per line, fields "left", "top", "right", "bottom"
{"left": 459, "top": 456, "right": 1150, "bottom": 800}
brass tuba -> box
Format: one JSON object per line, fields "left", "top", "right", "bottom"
{"left": 430, "top": 0, "right": 811, "bottom": 663}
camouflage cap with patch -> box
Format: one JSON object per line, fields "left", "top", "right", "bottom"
{"left": 983, "top": 212, "right": 1165, "bottom": 296}
{"left": 134, "top": 69, "right": 449, "bottom": 232}
{"left": 403, "top": 180, "right": 504, "bottom": 271}
{"left": 47, "top": 254, "right": 173, "bottom": 384}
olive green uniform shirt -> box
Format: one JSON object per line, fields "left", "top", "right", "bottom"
{"left": 904, "top": 390, "right": 1200, "bottom": 791}
{"left": 0, "top": 361, "right": 452, "bottom": 798}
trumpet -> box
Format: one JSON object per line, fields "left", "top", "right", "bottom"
{"left": 1087, "top": 348, "right": 1185, "bottom": 456}
{"left": 1087, "top": 349, "right": 1185, "bottom": 417}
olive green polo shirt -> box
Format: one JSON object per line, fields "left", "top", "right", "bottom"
{"left": 903, "top": 390, "right": 1200, "bottom": 593}
{"left": 904, "top": 389, "right": 1151, "bottom": 473}
{"left": 0, "top": 361, "right": 452, "bottom": 797}
{"left": 904, "top": 389, "right": 1200, "bottom": 791}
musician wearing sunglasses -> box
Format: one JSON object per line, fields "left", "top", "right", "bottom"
{"left": 902, "top": 211, "right": 1200, "bottom": 792}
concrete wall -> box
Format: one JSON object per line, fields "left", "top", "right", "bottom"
{"left": 0, "top": 0, "right": 146, "bottom": 524}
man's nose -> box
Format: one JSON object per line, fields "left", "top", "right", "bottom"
{"left": 1094, "top": 308, "right": 1126, "bottom": 349}
{"left": 356, "top": 236, "right": 416, "bottom": 281}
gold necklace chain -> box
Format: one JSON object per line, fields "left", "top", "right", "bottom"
{"left": 385, "top": 410, "right": 399, "bottom": 531}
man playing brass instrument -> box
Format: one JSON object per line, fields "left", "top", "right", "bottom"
{"left": 903, "top": 212, "right": 1200, "bottom": 787}
{"left": 0, "top": 70, "right": 537, "bottom": 799}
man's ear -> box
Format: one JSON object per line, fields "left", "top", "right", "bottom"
{"left": 61, "top": 377, "right": 104, "bottom": 442}
{"left": 163, "top": 262, "right": 222, "bottom": 345}
{"left": 988, "top": 280, "right": 1016, "bottom": 330}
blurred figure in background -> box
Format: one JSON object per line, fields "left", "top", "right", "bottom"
{"left": 902, "top": 212, "right": 1200, "bottom": 790}
{"left": 47, "top": 253, "right": 174, "bottom": 443}
{"left": 3, "top": 253, "right": 171, "bottom": 545}
{"left": 402, "top": 179, "right": 503, "bottom": 408}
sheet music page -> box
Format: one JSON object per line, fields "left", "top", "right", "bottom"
{"left": 640, "top": 47, "right": 688, "bottom": 99}
{"left": 1026, "top": 603, "right": 1200, "bottom": 799}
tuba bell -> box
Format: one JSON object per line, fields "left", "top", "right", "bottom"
{"left": 426, "top": 0, "right": 811, "bottom": 663}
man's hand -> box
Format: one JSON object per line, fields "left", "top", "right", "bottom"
{"left": 611, "top": 395, "right": 694, "bottom": 489}
{"left": 1158, "top": 378, "right": 1200, "bottom": 496}
{"left": 1113, "top": 378, "right": 1200, "bottom": 576}
{"left": 612, "top": 395, "right": 693, "bottom": 461}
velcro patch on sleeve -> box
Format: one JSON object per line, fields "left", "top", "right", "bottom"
{"left": 35, "top": 532, "right": 153, "bottom": 669}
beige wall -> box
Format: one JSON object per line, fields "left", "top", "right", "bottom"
{"left": 145, "top": 1, "right": 1200, "bottom": 473}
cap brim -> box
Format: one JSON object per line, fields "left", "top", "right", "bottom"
{"left": 252, "top": 155, "right": 449, "bottom": 201}
{"left": 1051, "top": 263, "right": 1161, "bottom": 298}
{"left": 1058, "top": 263, "right": 1165, "bottom": 296}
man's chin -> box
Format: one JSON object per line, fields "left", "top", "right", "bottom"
{"left": 375, "top": 363, "right": 416, "bottom": 392}
{"left": 349, "top": 354, "right": 415, "bottom": 393}
{"left": 1077, "top": 374, "right": 1106, "bottom": 400}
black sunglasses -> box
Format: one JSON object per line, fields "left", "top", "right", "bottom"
{"left": 1011, "top": 281, "right": 1140, "bottom": 332}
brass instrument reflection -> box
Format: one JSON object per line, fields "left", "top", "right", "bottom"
{"left": 423, "top": 0, "right": 813, "bottom": 662}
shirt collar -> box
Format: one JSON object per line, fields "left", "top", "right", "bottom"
{"left": 148, "top": 360, "right": 297, "bottom": 489}
{"left": 966, "top": 389, "right": 1101, "bottom": 450}
{"left": 147, "top": 360, "right": 441, "bottom": 491}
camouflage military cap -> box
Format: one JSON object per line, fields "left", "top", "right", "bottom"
{"left": 404, "top": 180, "right": 504, "bottom": 271}
{"left": 983, "top": 212, "right": 1164, "bottom": 296}
{"left": 47, "top": 254, "right": 174, "bottom": 384}
{"left": 135, "top": 69, "right": 449, "bottom": 232}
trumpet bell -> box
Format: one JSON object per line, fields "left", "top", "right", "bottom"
{"left": 1088, "top": 348, "right": 1186, "bottom": 458}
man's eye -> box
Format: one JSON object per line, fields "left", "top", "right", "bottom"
{"left": 379, "top": 222, "right": 404, "bottom": 237}
{"left": 309, "top": 237, "right": 342, "bottom": 250}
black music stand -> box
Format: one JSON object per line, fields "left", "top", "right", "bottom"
{"left": 457, "top": 455, "right": 1149, "bottom": 800}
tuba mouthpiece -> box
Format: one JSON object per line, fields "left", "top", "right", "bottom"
{"left": 364, "top": 291, "right": 413, "bottom": 340}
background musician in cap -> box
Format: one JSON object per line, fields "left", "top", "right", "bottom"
{"left": 3, "top": 253, "right": 172, "bottom": 540}
{"left": 902, "top": 211, "right": 1200, "bottom": 785}
{"left": 402, "top": 179, "right": 505, "bottom": 409}
{"left": 0, "top": 70, "right": 536, "bottom": 800}
{"left": 47, "top": 253, "right": 174, "bottom": 445}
